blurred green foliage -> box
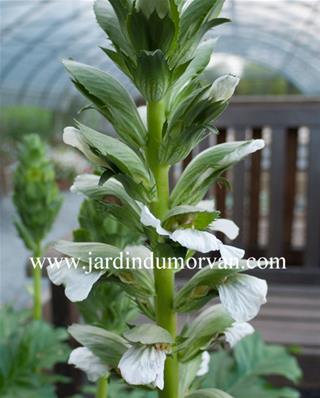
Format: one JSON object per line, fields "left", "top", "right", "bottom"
{"left": 74, "top": 198, "right": 141, "bottom": 332}
{"left": 1, "top": 106, "right": 54, "bottom": 146}
{"left": 13, "top": 134, "right": 63, "bottom": 252}
{"left": 73, "top": 199, "right": 141, "bottom": 249}
{"left": 0, "top": 307, "right": 70, "bottom": 398}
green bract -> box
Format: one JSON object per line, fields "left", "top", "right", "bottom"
{"left": 171, "top": 140, "right": 265, "bottom": 206}
{"left": 162, "top": 206, "right": 219, "bottom": 231}
{"left": 178, "top": 305, "right": 233, "bottom": 361}
{"left": 124, "top": 324, "right": 174, "bottom": 345}
{"left": 69, "top": 324, "right": 129, "bottom": 367}
{"left": 63, "top": 60, "right": 147, "bottom": 151}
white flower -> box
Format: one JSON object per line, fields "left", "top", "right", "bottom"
{"left": 224, "top": 322, "right": 255, "bottom": 347}
{"left": 209, "top": 74, "right": 240, "bottom": 102}
{"left": 63, "top": 126, "right": 105, "bottom": 166}
{"left": 140, "top": 206, "right": 244, "bottom": 265}
{"left": 196, "top": 351, "right": 210, "bottom": 376}
{"left": 218, "top": 274, "right": 267, "bottom": 322}
{"left": 68, "top": 347, "right": 108, "bottom": 382}
{"left": 119, "top": 345, "right": 167, "bottom": 389}
{"left": 47, "top": 260, "right": 105, "bottom": 302}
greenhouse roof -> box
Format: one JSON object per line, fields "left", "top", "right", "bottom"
{"left": 1, "top": 0, "right": 319, "bottom": 110}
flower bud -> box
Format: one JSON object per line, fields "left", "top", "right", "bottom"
{"left": 209, "top": 74, "right": 240, "bottom": 102}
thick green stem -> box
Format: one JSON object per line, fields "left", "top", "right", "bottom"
{"left": 96, "top": 376, "right": 108, "bottom": 398}
{"left": 146, "top": 100, "right": 178, "bottom": 398}
{"left": 33, "top": 244, "right": 42, "bottom": 320}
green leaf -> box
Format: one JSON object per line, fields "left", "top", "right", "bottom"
{"left": 178, "top": 305, "right": 233, "bottom": 361}
{"left": 71, "top": 174, "right": 143, "bottom": 232}
{"left": 134, "top": 50, "right": 171, "bottom": 101}
{"left": 76, "top": 123, "right": 151, "bottom": 187}
{"left": 180, "top": 0, "right": 225, "bottom": 39}
{"left": 124, "top": 323, "right": 174, "bottom": 345}
{"left": 63, "top": 60, "right": 146, "bottom": 151}
{"left": 94, "top": 0, "right": 134, "bottom": 58}
{"left": 186, "top": 388, "right": 234, "bottom": 398}
{"left": 167, "top": 39, "right": 216, "bottom": 109}
{"left": 233, "top": 333, "right": 302, "bottom": 383}
{"left": 68, "top": 324, "right": 128, "bottom": 367}
{"left": 55, "top": 240, "right": 121, "bottom": 265}
{"left": 162, "top": 205, "right": 219, "bottom": 231}
{"left": 171, "top": 140, "right": 264, "bottom": 206}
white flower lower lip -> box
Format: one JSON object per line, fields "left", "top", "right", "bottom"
{"left": 119, "top": 345, "right": 167, "bottom": 390}
{"left": 47, "top": 260, "right": 105, "bottom": 302}
{"left": 224, "top": 322, "right": 255, "bottom": 347}
{"left": 218, "top": 274, "right": 268, "bottom": 322}
{"left": 68, "top": 347, "right": 109, "bottom": 382}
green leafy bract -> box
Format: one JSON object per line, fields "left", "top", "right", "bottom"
{"left": 171, "top": 140, "right": 264, "bottom": 206}
{"left": 68, "top": 324, "right": 129, "bottom": 367}
{"left": 178, "top": 305, "right": 233, "bottom": 362}
{"left": 63, "top": 60, "right": 146, "bottom": 151}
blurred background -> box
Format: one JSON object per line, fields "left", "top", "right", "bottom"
{"left": 1, "top": 0, "right": 320, "bottom": 396}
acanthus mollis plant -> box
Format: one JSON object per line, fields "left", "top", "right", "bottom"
{"left": 47, "top": 1, "right": 268, "bottom": 397}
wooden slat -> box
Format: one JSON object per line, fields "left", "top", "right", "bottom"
{"left": 268, "top": 127, "right": 286, "bottom": 258}
{"left": 233, "top": 128, "right": 246, "bottom": 246}
{"left": 305, "top": 127, "right": 320, "bottom": 268}
{"left": 182, "top": 152, "right": 192, "bottom": 170}
{"left": 215, "top": 128, "right": 227, "bottom": 218}
{"left": 248, "top": 127, "right": 263, "bottom": 247}
{"left": 216, "top": 98, "right": 320, "bottom": 127}
{"left": 284, "top": 127, "right": 298, "bottom": 249}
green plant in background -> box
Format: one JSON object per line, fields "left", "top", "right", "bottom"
{"left": 1, "top": 106, "right": 54, "bottom": 149}
{"left": 46, "top": 1, "right": 300, "bottom": 398}
{"left": 0, "top": 307, "right": 69, "bottom": 398}
{"left": 201, "top": 333, "right": 301, "bottom": 398}
{"left": 13, "top": 134, "right": 63, "bottom": 319}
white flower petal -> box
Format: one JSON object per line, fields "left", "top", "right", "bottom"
{"left": 209, "top": 74, "right": 240, "bottom": 102}
{"left": 47, "top": 260, "right": 104, "bottom": 302}
{"left": 68, "top": 347, "right": 108, "bottom": 382}
{"left": 63, "top": 127, "right": 84, "bottom": 150}
{"left": 218, "top": 274, "right": 268, "bottom": 322}
{"left": 138, "top": 105, "right": 147, "bottom": 128}
{"left": 63, "top": 127, "right": 105, "bottom": 166}
{"left": 140, "top": 206, "right": 169, "bottom": 236}
{"left": 219, "top": 243, "right": 245, "bottom": 265}
{"left": 119, "top": 346, "right": 166, "bottom": 390}
{"left": 224, "top": 322, "right": 255, "bottom": 347}
{"left": 196, "top": 351, "right": 210, "bottom": 376}
{"left": 70, "top": 173, "right": 100, "bottom": 194}
{"left": 210, "top": 219, "right": 239, "bottom": 240}
{"left": 170, "top": 229, "right": 220, "bottom": 253}
{"left": 196, "top": 200, "right": 215, "bottom": 212}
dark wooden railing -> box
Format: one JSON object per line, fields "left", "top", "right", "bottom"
{"left": 171, "top": 97, "right": 320, "bottom": 284}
